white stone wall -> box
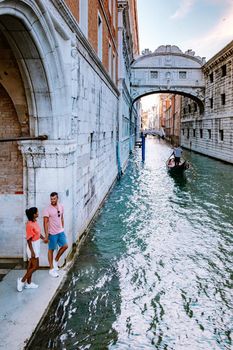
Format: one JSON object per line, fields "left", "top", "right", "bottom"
{"left": 0, "top": 0, "right": 119, "bottom": 263}
{"left": 181, "top": 42, "right": 233, "bottom": 164}
{"left": 0, "top": 195, "right": 24, "bottom": 258}
{"left": 181, "top": 117, "right": 233, "bottom": 164}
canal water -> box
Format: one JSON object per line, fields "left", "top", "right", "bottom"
{"left": 29, "top": 139, "right": 233, "bottom": 350}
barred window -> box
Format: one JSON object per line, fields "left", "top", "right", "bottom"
{"left": 150, "top": 71, "right": 158, "bottom": 79}
{"left": 219, "top": 129, "right": 224, "bottom": 141}
{"left": 221, "top": 93, "right": 226, "bottom": 105}
{"left": 221, "top": 64, "right": 226, "bottom": 77}
{"left": 179, "top": 71, "right": 187, "bottom": 79}
{"left": 210, "top": 98, "right": 213, "bottom": 109}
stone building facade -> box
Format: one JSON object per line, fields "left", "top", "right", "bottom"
{"left": 181, "top": 41, "right": 233, "bottom": 164}
{"left": 117, "top": 0, "right": 139, "bottom": 170}
{"left": 0, "top": 0, "right": 139, "bottom": 264}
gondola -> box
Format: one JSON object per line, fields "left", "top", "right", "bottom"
{"left": 166, "top": 156, "right": 189, "bottom": 175}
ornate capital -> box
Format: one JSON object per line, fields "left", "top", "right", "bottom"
{"left": 18, "top": 140, "right": 77, "bottom": 168}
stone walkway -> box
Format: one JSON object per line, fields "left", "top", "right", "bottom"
{"left": 0, "top": 268, "right": 66, "bottom": 350}
{"left": 0, "top": 258, "right": 23, "bottom": 281}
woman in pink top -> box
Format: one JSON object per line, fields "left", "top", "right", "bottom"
{"left": 17, "top": 207, "right": 44, "bottom": 292}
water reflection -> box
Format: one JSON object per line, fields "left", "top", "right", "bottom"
{"left": 169, "top": 172, "right": 187, "bottom": 188}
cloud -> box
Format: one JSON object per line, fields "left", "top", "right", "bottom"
{"left": 183, "top": 2, "right": 233, "bottom": 59}
{"left": 205, "top": 0, "right": 232, "bottom": 4}
{"left": 170, "top": 0, "right": 196, "bottom": 19}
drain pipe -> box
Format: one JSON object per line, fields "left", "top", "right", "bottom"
{"left": 116, "top": 94, "right": 122, "bottom": 178}
{"left": 116, "top": 141, "right": 122, "bottom": 178}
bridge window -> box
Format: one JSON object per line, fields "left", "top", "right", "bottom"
{"left": 200, "top": 129, "right": 203, "bottom": 138}
{"left": 209, "top": 98, "right": 213, "bottom": 109}
{"left": 209, "top": 72, "right": 213, "bottom": 83}
{"left": 221, "top": 64, "right": 226, "bottom": 77}
{"left": 150, "top": 71, "right": 158, "bottom": 79}
{"left": 221, "top": 93, "right": 226, "bottom": 105}
{"left": 208, "top": 129, "right": 211, "bottom": 139}
{"left": 179, "top": 71, "right": 187, "bottom": 79}
{"left": 219, "top": 129, "right": 224, "bottom": 141}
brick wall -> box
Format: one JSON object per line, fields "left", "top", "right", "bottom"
{"left": 65, "top": 0, "right": 117, "bottom": 78}
{"left": 0, "top": 84, "right": 23, "bottom": 193}
{"left": 64, "top": 0, "right": 79, "bottom": 21}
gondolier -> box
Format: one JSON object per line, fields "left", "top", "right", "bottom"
{"left": 173, "top": 145, "right": 182, "bottom": 166}
{"left": 166, "top": 146, "right": 189, "bottom": 175}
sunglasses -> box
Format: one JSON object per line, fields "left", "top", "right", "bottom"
{"left": 57, "top": 210, "right": 60, "bottom": 218}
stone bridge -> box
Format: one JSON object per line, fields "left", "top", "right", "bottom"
{"left": 130, "top": 45, "right": 206, "bottom": 113}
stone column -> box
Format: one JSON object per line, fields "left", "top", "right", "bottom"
{"left": 19, "top": 140, "right": 77, "bottom": 266}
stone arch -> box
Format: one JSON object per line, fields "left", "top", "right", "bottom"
{"left": 0, "top": 0, "right": 70, "bottom": 259}
{"left": 132, "top": 89, "right": 204, "bottom": 114}
{"left": 0, "top": 0, "right": 70, "bottom": 139}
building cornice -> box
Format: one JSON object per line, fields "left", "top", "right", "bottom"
{"left": 203, "top": 40, "right": 233, "bottom": 73}
{"left": 133, "top": 52, "right": 204, "bottom": 67}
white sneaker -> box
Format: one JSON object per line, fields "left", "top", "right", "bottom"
{"left": 49, "top": 268, "right": 59, "bottom": 278}
{"left": 25, "top": 282, "right": 39, "bottom": 289}
{"left": 53, "top": 259, "right": 59, "bottom": 271}
{"left": 17, "top": 278, "right": 25, "bottom": 292}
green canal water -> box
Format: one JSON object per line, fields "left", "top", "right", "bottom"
{"left": 29, "top": 139, "right": 233, "bottom": 350}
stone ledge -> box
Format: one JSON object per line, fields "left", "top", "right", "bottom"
{"left": 18, "top": 140, "right": 77, "bottom": 168}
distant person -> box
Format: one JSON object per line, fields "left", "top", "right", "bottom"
{"left": 17, "top": 207, "right": 44, "bottom": 292}
{"left": 43, "top": 192, "right": 68, "bottom": 278}
{"left": 173, "top": 145, "right": 182, "bottom": 166}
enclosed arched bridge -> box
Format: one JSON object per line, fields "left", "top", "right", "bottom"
{"left": 130, "top": 45, "right": 206, "bottom": 113}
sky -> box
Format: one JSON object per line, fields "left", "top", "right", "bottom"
{"left": 137, "top": 0, "right": 233, "bottom": 109}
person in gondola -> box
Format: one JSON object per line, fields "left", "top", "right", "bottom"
{"left": 173, "top": 145, "right": 182, "bottom": 166}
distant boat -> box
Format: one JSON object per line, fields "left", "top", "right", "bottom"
{"left": 166, "top": 156, "right": 189, "bottom": 174}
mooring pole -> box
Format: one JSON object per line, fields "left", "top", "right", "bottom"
{"left": 142, "top": 133, "right": 145, "bottom": 162}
